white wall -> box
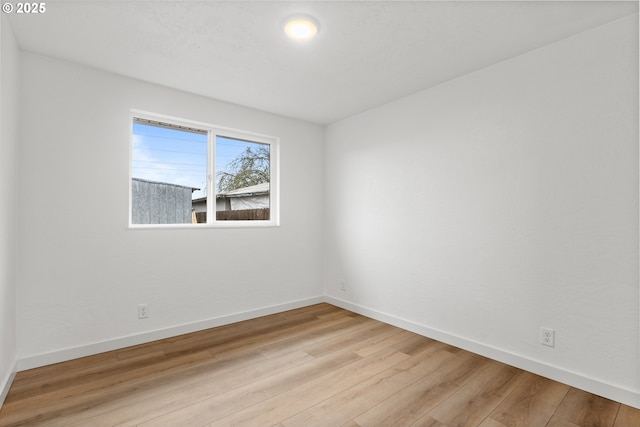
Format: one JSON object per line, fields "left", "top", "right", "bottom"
{"left": 325, "top": 15, "right": 639, "bottom": 407}
{"left": 16, "top": 53, "right": 324, "bottom": 367}
{"left": 0, "top": 14, "right": 19, "bottom": 405}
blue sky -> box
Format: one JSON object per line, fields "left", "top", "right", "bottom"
{"left": 132, "top": 123, "right": 267, "bottom": 199}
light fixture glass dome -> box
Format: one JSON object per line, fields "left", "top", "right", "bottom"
{"left": 283, "top": 16, "right": 319, "bottom": 40}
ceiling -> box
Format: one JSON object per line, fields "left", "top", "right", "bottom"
{"left": 7, "top": 1, "right": 639, "bottom": 125}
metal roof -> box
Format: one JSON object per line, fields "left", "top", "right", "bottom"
{"left": 132, "top": 177, "right": 200, "bottom": 192}
{"left": 191, "top": 182, "right": 270, "bottom": 203}
{"left": 221, "top": 182, "right": 269, "bottom": 197}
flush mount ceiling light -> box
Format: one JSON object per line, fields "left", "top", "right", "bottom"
{"left": 283, "top": 15, "right": 319, "bottom": 40}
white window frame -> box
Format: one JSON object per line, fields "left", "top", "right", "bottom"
{"left": 129, "top": 110, "right": 280, "bottom": 229}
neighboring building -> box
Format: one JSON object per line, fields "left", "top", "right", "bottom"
{"left": 219, "top": 182, "right": 270, "bottom": 211}
{"left": 192, "top": 182, "right": 270, "bottom": 213}
{"left": 131, "top": 178, "right": 200, "bottom": 224}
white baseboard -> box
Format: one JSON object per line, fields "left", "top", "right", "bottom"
{"left": 325, "top": 295, "right": 640, "bottom": 409}
{"left": 14, "top": 294, "right": 640, "bottom": 409}
{"left": 0, "top": 362, "right": 17, "bottom": 409}
{"left": 16, "top": 296, "right": 324, "bottom": 372}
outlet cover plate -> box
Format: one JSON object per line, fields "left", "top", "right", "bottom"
{"left": 138, "top": 304, "right": 148, "bottom": 319}
{"left": 540, "top": 327, "right": 555, "bottom": 347}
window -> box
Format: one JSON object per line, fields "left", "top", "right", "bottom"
{"left": 130, "top": 112, "right": 278, "bottom": 227}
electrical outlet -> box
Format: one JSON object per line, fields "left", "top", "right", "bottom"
{"left": 138, "top": 303, "right": 148, "bottom": 319}
{"left": 340, "top": 279, "right": 347, "bottom": 291}
{"left": 540, "top": 327, "right": 554, "bottom": 347}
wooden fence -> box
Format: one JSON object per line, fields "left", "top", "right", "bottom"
{"left": 194, "top": 208, "right": 270, "bottom": 223}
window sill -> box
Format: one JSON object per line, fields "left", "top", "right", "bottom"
{"left": 128, "top": 221, "right": 279, "bottom": 230}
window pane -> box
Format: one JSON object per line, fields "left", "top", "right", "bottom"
{"left": 131, "top": 121, "right": 207, "bottom": 224}
{"left": 216, "top": 136, "right": 270, "bottom": 221}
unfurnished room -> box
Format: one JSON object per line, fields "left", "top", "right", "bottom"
{"left": 0, "top": 1, "right": 639, "bottom": 426}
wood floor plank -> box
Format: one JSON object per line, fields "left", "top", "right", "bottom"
{"left": 255, "top": 315, "right": 380, "bottom": 360}
{"left": 477, "top": 418, "right": 509, "bottom": 427}
{"left": 354, "top": 329, "right": 415, "bottom": 357}
{"left": 350, "top": 350, "right": 486, "bottom": 426}
{"left": 208, "top": 347, "right": 409, "bottom": 426}
{"left": 409, "top": 415, "right": 451, "bottom": 427}
{"left": 278, "top": 344, "right": 458, "bottom": 426}
{"left": 0, "top": 303, "right": 636, "bottom": 427}
{"left": 426, "top": 360, "right": 523, "bottom": 427}
{"left": 545, "top": 418, "right": 583, "bottom": 427}
{"left": 137, "top": 349, "right": 363, "bottom": 426}
{"left": 5, "top": 348, "right": 170, "bottom": 404}
{"left": 5, "top": 349, "right": 132, "bottom": 399}
{"left": 547, "top": 388, "right": 620, "bottom": 427}
{"left": 65, "top": 314, "right": 362, "bottom": 424}
{"left": 12, "top": 303, "right": 338, "bottom": 403}
{"left": 614, "top": 404, "right": 640, "bottom": 427}
{"left": 191, "top": 308, "right": 358, "bottom": 361}
{"left": 391, "top": 332, "right": 436, "bottom": 356}
{"left": 180, "top": 322, "right": 408, "bottom": 427}
{"left": 163, "top": 307, "right": 356, "bottom": 358}
{"left": 1, "top": 305, "right": 346, "bottom": 426}
{"left": 279, "top": 302, "right": 346, "bottom": 318}
{"left": 480, "top": 372, "right": 570, "bottom": 427}
{"left": 302, "top": 320, "right": 393, "bottom": 359}
{"left": 0, "top": 349, "right": 214, "bottom": 426}
{"left": 65, "top": 350, "right": 315, "bottom": 427}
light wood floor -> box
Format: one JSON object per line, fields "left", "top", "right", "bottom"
{"left": 0, "top": 304, "right": 638, "bottom": 427}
